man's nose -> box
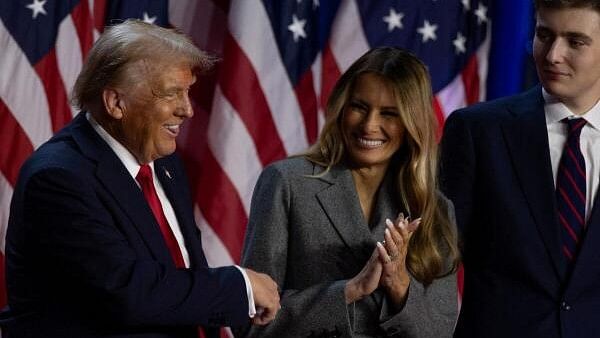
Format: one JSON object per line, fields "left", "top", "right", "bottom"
{"left": 546, "top": 39, "right": 565, "bottom": 64}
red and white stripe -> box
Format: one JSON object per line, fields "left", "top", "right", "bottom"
{"left": 1, "top": 3, "right": 490, "bottom": 337}
{"left": 176, "top": 1, "right": 481, "bottom": 333}
{"left": 170, "top": 0, "right": 491, "bottom": 275}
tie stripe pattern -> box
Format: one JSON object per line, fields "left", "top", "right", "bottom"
{"left": 557, "top": 118, "right": 587, "bottom": 262}
{"left": 136, "top": 164, "right": 186, "bottom": 268}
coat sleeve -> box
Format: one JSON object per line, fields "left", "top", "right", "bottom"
{"left": 440, "top": 109, "right": 476, "bottom": 237}
{"left": 235, "top": 164, "right": 354, "bottom": 338}
{"left": 18, "top": 166, "right": 249, "bottom": 327}
{"left": 379, "top": 196, "right": 458, "bottom": 337}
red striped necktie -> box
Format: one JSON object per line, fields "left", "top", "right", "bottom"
{"left": 556, "top": 118, "right": 587, "bottom": 265}
{"left": 136, "top": 164, "right": 186, "bottom": 268}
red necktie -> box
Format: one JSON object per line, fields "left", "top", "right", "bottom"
{"left": 136, "top": 164, "right": 186, "bottom": 268}
{"left": 556, "top": 118, "right": 587, "bottom": 264}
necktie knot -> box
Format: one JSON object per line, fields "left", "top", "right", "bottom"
{"left": 136, "top": 164, "right": 152, "bottom": 184}
{"left": 564, "top": 118, "right": 586, "bottom": 138}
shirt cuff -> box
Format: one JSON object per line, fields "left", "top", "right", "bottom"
{"left": 234, "top": 265, "right": 257, "bottom": 318}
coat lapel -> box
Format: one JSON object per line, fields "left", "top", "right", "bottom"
{"left": 155, "top": 158, "right": 207, "bottom": 268}
{"left": 501, "top": 87, "right": 567, "bottom": 281}
{"left": 568, "top": 173, "right": 600, "bottom": 296}
{"left": 315, "top": 165, "right": 375, "bottom": 262}
{"left": 70, "top": 114, "right": 178, "bottom": 267}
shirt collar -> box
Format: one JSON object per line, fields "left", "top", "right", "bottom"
{"left": 542, "top": 88, "right": 600, "bottom": 130}
{"left": 86, "top": 112, "right": 154, "bottom": 179}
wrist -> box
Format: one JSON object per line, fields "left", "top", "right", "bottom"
{"left": 345, "top": 279, "right": 362, "bottom": 304}
{"left": 385, "top": 274, "right": 410, "bottom": 307}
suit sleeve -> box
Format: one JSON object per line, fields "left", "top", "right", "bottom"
{"left": 21, "top": 167, "right": 249, "bottom": 327}
{"left": 440, "top": 109, "right": 476, "bottom": 237}
{"left": 235, "top": 165, "right": 353, "bottom": 338}
{"left": 379, "top": 196, "right": 458, "bottom": 337}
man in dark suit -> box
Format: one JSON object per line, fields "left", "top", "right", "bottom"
{"left": 5, "top": 20, "right": 280, "bottom": 338}
{"left": 441, "top": 0, "right": 600, "bottom": 337}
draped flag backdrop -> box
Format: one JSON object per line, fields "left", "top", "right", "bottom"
{"left": 0, "top": 0, "right": 534, "bottom": 336}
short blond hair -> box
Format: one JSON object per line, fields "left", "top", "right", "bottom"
{"left": 72, "top": 19, "right": 214, "bottom": 111}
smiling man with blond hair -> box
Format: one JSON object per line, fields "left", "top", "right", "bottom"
{"left": 5, "top": 20, "right": 280, "bottom": 338}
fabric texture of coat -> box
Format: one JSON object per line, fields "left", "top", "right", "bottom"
{"left": 441, "top": 86, "right": 600, "bottom": 338}
{"left": 5, "top": 113, "right": 249, "bottom": 338}
{"left": 236, "top": 157, "right": 457, "bottom": 338}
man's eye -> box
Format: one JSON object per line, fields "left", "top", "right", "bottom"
{"left": 569, "top": 40, "right": 585, "bottom": 48}
{"left": 162, "top": 91, "right": 179, "bottom": 99}
{"left": 536, "top": 32, "right": 551, "bottom": 42}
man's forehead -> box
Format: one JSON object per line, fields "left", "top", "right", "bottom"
{"left": 536, "top": 7, "right": 600, "bottom": 33}
{"left": 129, "top": 59, "right": 192, "bottom": 78}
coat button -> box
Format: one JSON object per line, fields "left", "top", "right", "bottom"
{"left": 560, "top": 301, "right": 571, "bottom": 311}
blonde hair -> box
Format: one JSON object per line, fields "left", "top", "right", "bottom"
{"left": 72, "top": 19, "right": 214, "bottom": 111}
{"left": 305, "top": 47, "right": 459, "bottom": 285}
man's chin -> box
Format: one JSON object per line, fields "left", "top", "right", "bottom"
{"left": 158, "top": 146, "right": 178, "bottom": 159}
{"left": 542, "top": 82, "right": 569, "bottom": 99}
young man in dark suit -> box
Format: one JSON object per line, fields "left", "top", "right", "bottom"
{"left": 442, "top": 0, "right": 600, "bottom": 337}
{"left": 5, "top": 20, "right": 280, "bottom": 338}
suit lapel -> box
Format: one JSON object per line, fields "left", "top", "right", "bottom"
{"left": 155, "top": 158, "right": 207, "bottom": 268}
{"left": 501, "top": 87, "right": 567, "bottom": 281}
{"left": 569, "top": 178, "right": 600, "bottom": 295}
{"left": 70, "top": 114, "right": 178, "bottom": 267}
{"left": 315, "top": 165, "right": 375, "bottom": 261}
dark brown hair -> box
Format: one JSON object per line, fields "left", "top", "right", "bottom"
{"left": 534, "top": 0, "right": 600, "bottom": 12}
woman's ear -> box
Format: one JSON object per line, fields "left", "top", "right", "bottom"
{"left": 102, "top": 88, "right": 124, "bottom": 120}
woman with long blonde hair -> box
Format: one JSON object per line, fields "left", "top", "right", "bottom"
{"left": 236, "top": 47, "right": 459, "bottom": 338}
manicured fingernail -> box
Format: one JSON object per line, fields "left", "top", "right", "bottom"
{"left": 409, "top": 218, "right": 422, "bottom": 231}
{"left": 377, "top": 241, "right": 384, "bottom": 248}
{"left": 386, "top": 218, "right": 393, "bottom": 227}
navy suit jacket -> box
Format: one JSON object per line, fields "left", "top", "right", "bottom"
{"left": 5, "top": 113, "right": 249, "bottom": 338}
{"left": 441, "top": 87, "right": 600, "bottom": 338}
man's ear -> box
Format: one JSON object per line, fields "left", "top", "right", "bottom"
{"left": 102, "top": 88, "right": 125, "bottom": 120}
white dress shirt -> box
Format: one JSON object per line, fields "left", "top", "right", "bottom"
{"left": 86, "top": 113, "right": 256, "bottom": 317}
{"left": 544, "top": 90, "right": 600, "bottom": 222}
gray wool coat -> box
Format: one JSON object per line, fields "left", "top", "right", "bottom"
{"left": 235, "top": 157, "right": 457, "bottom": 338}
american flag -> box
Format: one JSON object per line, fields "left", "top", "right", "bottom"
{"left": 1, "top": 0, "right": 502, "bottom": 336}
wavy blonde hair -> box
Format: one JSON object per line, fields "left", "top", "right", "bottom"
{"left": 304, "top": 47, "right": 459, "bottom": 285}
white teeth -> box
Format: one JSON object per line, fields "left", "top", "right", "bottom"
{"left": 165, "top": 125, "right": 179, "bottom": 133}
{"left": 358, "top": 137, "right": 383, "bottom": 147}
